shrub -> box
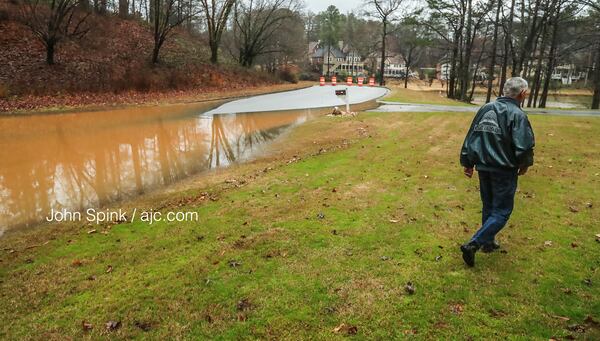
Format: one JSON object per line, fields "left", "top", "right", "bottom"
{"left": 299, "top": 72, "right": 319, "bottom": 81}
{"left": 278, "top": 66, "right": 298, "bottom": 84}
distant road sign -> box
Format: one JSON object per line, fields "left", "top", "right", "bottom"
{"left": 335, "top": 89, "right": 347, "bottom": 96}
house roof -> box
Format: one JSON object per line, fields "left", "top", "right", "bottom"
{"left": 311, "top": 46, "right": 345, "bottom": 59}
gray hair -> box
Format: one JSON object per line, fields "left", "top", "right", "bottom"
{"left": 503, "top": 77, "right": 528, "bottom": 98}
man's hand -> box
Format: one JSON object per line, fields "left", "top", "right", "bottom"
{"left": 518, "top": 166, "right": 528, "bottom": 176}
{"left": 464, "top": 167, "right": 474, "bottom": 178}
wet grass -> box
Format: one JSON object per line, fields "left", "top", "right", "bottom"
{"left": 1, "top": 111, "right": 599, "bottom": 339}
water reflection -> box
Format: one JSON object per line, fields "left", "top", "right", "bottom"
{"left": 0, "top": 103, "right": 316, "bottom": 232}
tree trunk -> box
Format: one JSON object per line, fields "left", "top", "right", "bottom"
{"left": 539, "top": 11, "right": 559, "bottom": 109}
{"left": 592, "top": 42, "right": 600, "bottom": 109}
{"left": 152, "top": 43, "right": 160, "bottom": 64}
{"left": 327, "top": 44, "right": 331, "bottom": 76}
{"left": 486, "top": 0, "right": 502, "bottom": 103}
{"left": 46, "top": 41, "right": 55, "bottom": 65}
{"left": 470, "top": 31, "right": 488, "bottom": 102}
{"left": 210, "top": 42, "right": 219, "bottom": 64}
{"left": 404, "top": 64, "right": 409, "bottom": 88}
{"left": 528, "top": 21, "right": 548, "bottom": 108}
{"left": 379, "top": 20, "right": 387, "bottom": 86}
{"left": 460, "top": 0, "right": 473, "bottom": 102}
{"left": 119, "top": 0, "right": 129, "bottom": 18}
{"left": 448, "top": 31, "right": 459, "bottom": 99}
{"left": 500, "top": 0, "right": 515, "bottom": 94}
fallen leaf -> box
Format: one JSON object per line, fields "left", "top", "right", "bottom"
{"left": 450, "top": 304, "right": 464, "bottom": 315}
{"left": 105, "top": 320, "right": 121, "bottom": 331}
{"left": 569, "top": 206, "right": 579, "bottom": 213}
{"left": 228, "top": 260, "right": 242, "bottom": 267}
{"left": 72, "top": 259, "right": 84, "bottom": 267}
{"left": 404, "top": 281, "right": 415, "bottom": 295}
{"left": 87, "top": 229, "right": 97, "bottom": 234}
{"left": 106, "top": 265, "right": 113, "bottom": 273}
{"left": 317, "top": 212, "right": 325, "bottom": 219}
{"left": 544, "top": 241, "right": 553, "bottom": 247}
{"left": 333, "top": 323, "right": 358, "bottom": 335}
{"left": 81, "top": 321, "right": 93, "bottom": 331}
{"left": 570, "top": 242, "right": 578, "bottom": 248}
{"left": 237, "top": 298, "right": 252, "bottom": 311}
{"left": 389, "top": 219, "right": 400, "bottom": 223}
{"left": 566, "top": 323, "right": 585, "bottom": 333}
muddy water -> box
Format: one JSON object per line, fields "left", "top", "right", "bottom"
{"left": 0, "top": 102, "right": 337, "bottom": 234}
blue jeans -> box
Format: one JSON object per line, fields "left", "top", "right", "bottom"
{"left": 470, "top": 170, "right": 518, "bottom": 246}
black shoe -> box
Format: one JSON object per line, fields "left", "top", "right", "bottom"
{"left": 460, "top": 242, "right": 479, "bottom": 267}
{"left": 481, "top": 240, "right": 501, "bottom": 253}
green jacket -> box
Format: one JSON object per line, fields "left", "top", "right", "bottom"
{"left": 460, "top": 97, "right": 535, "bottom": 172}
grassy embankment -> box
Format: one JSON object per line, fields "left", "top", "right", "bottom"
{"left": 1, "top": 92, "right": 599, "bottom": 339}
{"left": 383, "top": 86, "right": 474, "bottom": 107}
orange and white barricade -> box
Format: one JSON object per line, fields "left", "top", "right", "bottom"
{"left": 358, "top": 77, "right": 364, "bottom": 86}
{"left": 346, "top": 76, "right": 353, "bottom": 86}
{"left": 368, "top": 77, "right": 375, "bottom": 86}
{"left": 331, "top": 76, "right": 337, "bottom": 86}
{"left": 319, "top": 76, "right": 325, "bottom": 86}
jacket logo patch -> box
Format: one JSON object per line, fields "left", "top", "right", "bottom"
{"left": 474, "top": 110, "right": 501, "bottom": 134}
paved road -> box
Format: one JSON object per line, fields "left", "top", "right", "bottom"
{"left": 372, "top": 101, "right": 600, "bottom": 117}
{"left": 205, "top": 85, "right": 389, "bottom": 114}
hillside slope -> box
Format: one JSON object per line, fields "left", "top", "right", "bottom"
{"left": 0, "top": 2, "right": 283, "bottom": 112}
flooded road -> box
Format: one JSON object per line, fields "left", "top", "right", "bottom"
{"left": 0, "top": 101, "right": 331, "bottom": 234}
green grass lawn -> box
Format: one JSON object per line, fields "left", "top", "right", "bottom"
{"left": 1, "top": 111, "right": 599, "bottom": 339}
{"left": 383, "top": 87, "right": 475, "bottom": 107}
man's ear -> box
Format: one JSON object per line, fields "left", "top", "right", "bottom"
{"left": 520, "top": 89, "right": 528, "bottom": 99}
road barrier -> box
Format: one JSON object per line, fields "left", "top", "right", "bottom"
{"left": 319, "top": 76, "right": 325, "bottom": 86}
{"left": 358, "top": 77, "right": 364, "bottom": 86}
{"left": 369, "top": 77, "right": 375, "bottom": 86}
{"left": 331, "top": 76, "right": 337, "bottom": 86}
{"left": 347, "top": 76, "right": 353, "bottom": 86}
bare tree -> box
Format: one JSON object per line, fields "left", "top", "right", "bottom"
{"left": 393, "top": 16, "right": 431, "bottom": 88}
{"left": 150, "top": 0, "right": 195, "bottom": 64}
{"left": 365, "top": 0, "right": 403, "bottom": 85}
{"left": 233, "top": 0, "right": 301, "bottom": 67}
{"left": 200, "top": 0, "right": 236, "bottom": 64}
{"left": 20, "top": 0, "right": 91, "bottom": 65}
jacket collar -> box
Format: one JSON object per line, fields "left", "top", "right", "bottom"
{"left": 496, "top": 96, "right": 521, "bottom": 108}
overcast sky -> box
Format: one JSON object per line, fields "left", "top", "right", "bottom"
{"left": 303, "top": 0, "right": 365, "bottom": 14}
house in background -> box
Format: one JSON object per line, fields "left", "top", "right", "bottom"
{"left": 552, "top": 64, "right": 587, "bottom": 85}
{"left": 308, "top": 41, "right": 365, "bottom": 76}
{"left": 364, "top": 54, "right": 417, "bottom": 79}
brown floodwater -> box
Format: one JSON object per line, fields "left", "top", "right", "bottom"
{"left": 0, "top": 101, "right": 334, "bottom": 235}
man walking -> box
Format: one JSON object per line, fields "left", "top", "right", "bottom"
{"left": 459, "top": 77, "right": 535, "bottom": 267}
